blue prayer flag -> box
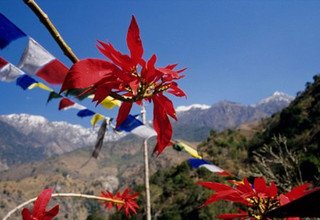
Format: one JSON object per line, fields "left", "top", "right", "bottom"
{"left": 188, "top": 158, "right": 231, "bottom": 176}
{"left": 0, "top": 13, "right": 26, "bottom": 49}
{"left": 188, "top": 158, "right": 209, "bottom": 168}
{"left": 117, "top": 115, "right": 143, "bottom": 132}
{"left": 16, "top": 75, "right": 37, "bottom": 90}
{"left": 77, "top": 109, "right": 95, "bottom": 118}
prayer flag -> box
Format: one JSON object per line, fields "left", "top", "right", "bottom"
{"left": 59, "top": 98, "right": 75, "bottom": 110}
{"left": 0, "top": 57, "right": 24, "bottom": 82}
{"left": 92, "top": 119, "right": 108, "bottom": 158}
{"left": 131, "top": 125, "right": 157, "bottom": 139}
{"left": 173, "top": 141, "right": 202, "bottom": 159}
{"left": 37, "top": 59, "right": 68, "bottom": 85}
{"left": 16, "top": 74, "right": 53, "bottom": 92}
{"left": 66, "top": 88, "right": 91, "bottom": 100}
{"left": 90, "top": 113, "right": 105, "bottom": 126}
{"left": 117, "top": 115, "right": 157, "bottom": 139}
{"left": 0, "top": 13, "right": 26, "bottom": 49}
{"left": 28, "top": 82, "right": 53, "bottom": 92}
{"left": 18, "top": 38, "right": 68, "bottom": 84}
{"left": 188, "top": 158, "right": 231, "bottom": 176}
{"left": 47, "top": 92, "right": 63, "bottom": 103}
{"left": 77, "top": 109, "right": 96, "bottom": 118}
{"left": 87, "top": 95, "right": 121, "bottom": 109}
{"left": 100, "top": 96, "right": 121, "bottom": 109}
{"left": 16, "top": 75, "right": 37, "bottom": 90}
{"left": 117, "top": 114, "right": 143, "bottom": 132}
{"left": 58, "top": 98, "right": 86, "bottom": 110}
{"left": 0, "top": 57, "right": 7, "bottom": 68}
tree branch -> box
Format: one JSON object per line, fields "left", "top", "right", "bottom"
{"left": 23, "top": 0, "right": 170, "bottom": 103}
{"left": 22, "top": 0, "right": 137, "bottom": 103}
{"left": 251, "top": 135, "right": 303, "bottom": 191}
{"left": 23, "top": 0, "right": 79, "bottom": 63}
{"left": 3, "top": 192, "right": 124, "bottom": 220}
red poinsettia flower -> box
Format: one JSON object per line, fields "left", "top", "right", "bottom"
{"left": 277, "top": 183, "right": 312, "bottom": 220}
{"left": 279, "top": 183, "right": 311, "bottom": 206}
{"left": 198, "top": 177, "right": 316, "bottom": 220}
{"left": 198, "top": 177, "right": 279, "bottom": 219}
{"left": 100, "top": 188, "right": 139, "bottom": 217}
{"left": 60, "top": 16, "right": 185, "bottom": 155}
{"left": 22, "top": 188, "right": 59, "bottom": 220}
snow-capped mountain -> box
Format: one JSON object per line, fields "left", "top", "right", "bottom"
{"left": 175, "top": 92, "right": 293, "bottom": 115}
{"left": 173, "top": 92, "right": 294, "bottom": 141}
{"left": 1, "top": 114, "right": 95, "bottom": 154}
{"left": 0, "top": 114, "right": 124, "bottom": 168}
{"left": 255, "top": 91, "right": 294, "bottom": 105}
{"left": 0, "top": 114, "right": 123, "bottom": 153}
{"left": 254, "top": 91, "right": 294, "bottom": 115}
{"left": 176, "top": 104, "right": 211, "bottom": 112}
{"left": 0, "top": 92, "right": 293, "bottom": 168}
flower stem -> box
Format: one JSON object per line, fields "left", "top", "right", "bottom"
{"left": 23, "top": 0, "right": 167, "bottom": 104}
{"left": 23, "top": 0, "right": 79, "bottom": 63}
{"left": 22, "top": 0, "right": 135, "bottom": 103}
{"left": 3, "top": 192, "right": 124, "bottom": 220}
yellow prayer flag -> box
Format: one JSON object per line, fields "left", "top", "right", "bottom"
{"left": 178, "top": 142, "right": 202, "bottom": 159}
{"left": 90, "top": 113, "right": 105, "bottom": 126}
{"left": 28, "top": 82, "right": 53, "bottom": 92}
{"left": 100, "top": 96, "right": 121, "bottom": 109}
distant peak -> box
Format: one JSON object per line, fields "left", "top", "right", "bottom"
{"left": 2, "top": 113, "right": 48, "bottom": 124}
{"left": 255, "top": 91, "right": 294, "bottom": 106}
{"left": 273, "top": 91, "right": 288, "bottom": 96}
{"left": 176, "top": 104, "right": 211, "bottom": 112}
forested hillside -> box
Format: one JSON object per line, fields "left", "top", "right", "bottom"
{"left": 130, "top": 127, "right": 257, "bottom": 219}
{"left": 127, "top": 75, "right": 320, "bottom": 219}
{"left": 248, "top": 75, "right": 320, "bottom": 189}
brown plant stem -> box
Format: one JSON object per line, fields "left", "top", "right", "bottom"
{"left": 23, "top": 0, "right": 79, "bottom": 63}
{"left": 24, "top": 0, "right": 169, "bottom": 103}
{"left": 22, "top": 0, "right": 135, "bottom": 103}
{"left": 3, "top": 193, "right": 124, "bottom": 220}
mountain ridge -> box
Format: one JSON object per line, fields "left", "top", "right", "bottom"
{"left": 173, "top": 92, "right": 293, "bottom": 141}
{"left": 175, "top": 91, "right": 294, "bottom": 112}
{"left": 0, "top": 91, "right": 294, "bottom": 218}
{"left": 0, "top": 114, "right": 124, "bottom": 169}
{"left": 0, "top": 91, "right": 293, "bottom": 169}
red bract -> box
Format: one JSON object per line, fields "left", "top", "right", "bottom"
{"left": 197, "top": 181, "right": 249, "bottom": 206}
{"left": 60, "top": 16, "right": 185, "bottom": 154}
{"left": 100, "top": 188, "right": 139, "bottom": 217}
{"left": 22, "top": 188, "right": 59, "bottom": 220}
{"left": 279, "top": 183, "right": 311, "bottom": 206}
{"left": 198, "top": 177, "right": 279, "bottom": 219}
{"left": 277, "top": 183, "right": 312, "bottom": 220}
{"left": 198, "top": 177, "right": 315, "bottom": 220}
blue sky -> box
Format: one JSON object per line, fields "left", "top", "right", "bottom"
{"left": 1, "top": 0, "right": 320, "bottom": 126}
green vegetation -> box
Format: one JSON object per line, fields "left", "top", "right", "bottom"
{"left": 128, "top": 74, "right": 320, "bottom": 219}
{"left": 248, "top": 74, "right": 320, "bottom": 187}
{"left": 198, "top": 129, "right": 249, "bottom": 176}
{"left": 136, "top": 162, "right": 237, "bottom": 220}
{"left": 131, "top": 129, "right": 251, "bottom": 219}
{"left": 4, "top": 71, "right": 320, "bottom": 219}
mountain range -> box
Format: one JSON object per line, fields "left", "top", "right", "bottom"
{"left": 0, "top": 91, "right": 293, "bottom": 170}
{"left": 0, "top": 114, "right": 124, "bottom": 169}
{"left": 133, "top": 75, "right": 320, "bottom": 220}
{"left": 174, "top": 91, "right": 293, "bottom": 141}
{"left": 0, "top": 91, "right": 294, "bottom": 218}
